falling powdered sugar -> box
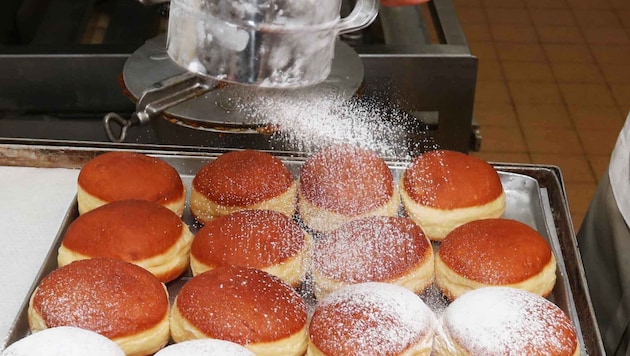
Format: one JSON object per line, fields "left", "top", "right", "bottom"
{"left": 237, "top": 90, "right": 432, "bottom": 159}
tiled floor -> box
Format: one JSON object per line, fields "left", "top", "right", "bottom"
{"left": 452, "top": 0, "right": 630, "bottom": 231}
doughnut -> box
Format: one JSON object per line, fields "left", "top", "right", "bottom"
{"left": 170, "top": 266, "right": 308, "bottom": 356}
{"left": 433, "top": 287, "right": 580, "bottom": 355}
{"left": 298, "top": 144, "right": 399, "bottom": 232}
{"left": 154, "top": 339, "right": 255, "bottom": 356}
{"left": 435, "top": 218, "right": 557, "bottom": 300}
{"left": 308, "top": 282, "right": 436, "bottom": 356}
{"left": 77, "top": 151, "right": 185, "bottom": 216}
{"left": 58, "top": 199, "right": 194, "bottom": 283}
{"left": 400, "top": 149, "right": 505, "bottom": 241}
{"left": 312, "top": 216, "right": 433, "bottom": 299}
{"left": 190, "top": 150, "right": 297, "bottom": 223}
{"left": 28, "top": 258, "right": 170, "bottom": 356}
{"left": 1, "top": 326, "right": 125, "bottom": 356}
{"left": 190, "top": 209, "right": 311, "bottom": 287}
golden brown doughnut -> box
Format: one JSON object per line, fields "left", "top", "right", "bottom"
{"left": 435, "top": 218, "right": 557, "bottom": 300}
{"left": 190, "top": 150, "right": 297, "bottom": 223}
{"left": 312, "top": 216, "right": 433, "bottom": 299}
{"left": 170, "top": 266, "right": 308, "bottom": 356}
{"left": 190, "top": 209, "right": 310, "bottom": 286}
{"left": 77, "top": 151, "right": 185, "bottom": 216}
{"left": 58, "top": 199, "right": 194, "bottom": 283}
{"left": 433, "top": 287, "right": 580, "bottom": 355}
{"left": 298, "top": 144, "right": 399, "bottom": 232}
{"left": 28, "top": 258, "right": 170, "bottom": 356}
{"left": 400, "top": 149, "right": 505, "bottom": 241}
{"left": 308, "top": 282, "right": 436, "bottom": 356}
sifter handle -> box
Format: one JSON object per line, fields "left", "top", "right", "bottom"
{"left": 336, "top": 0, "right": 379, "bottom": 35}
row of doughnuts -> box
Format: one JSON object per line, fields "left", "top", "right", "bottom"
{"left": 24, "top": 258, "right": 304, "bottom": 355}
{"left": 74, "top": 147, "right": 506, "bottom": 238}
{"left": 313, "top": 216, "right": 558, "bottom": 301}
{"left": 21, "top": 261, "right": 580, "bottom": 356}
{"left": 2, "top": 327, "right": 254, "bottom": 356}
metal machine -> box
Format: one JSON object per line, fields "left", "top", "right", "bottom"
{"left": 0, "top": 0, "right": 478, "bottom": 157}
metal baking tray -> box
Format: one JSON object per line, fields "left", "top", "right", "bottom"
{"left": 0, "top": 148, "right": 604, "bottom": 355}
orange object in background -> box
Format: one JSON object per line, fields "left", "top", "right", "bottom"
{"left": 381, "top": 0, "right": 429, "bottom": 6}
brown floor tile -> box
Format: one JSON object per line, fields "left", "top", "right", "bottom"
{"left": 515, "top": 103, "right": 573, "bottom": 128}
{"left": 485, "top": 8, "right": 531, "bottom": 25}
{"left": 452, "top": 0, "right": 482, "bottom": 7}
{"left": 582, "top": 27, "right": 630, "bottom": 45}
{"left": 590, "top": 44, "right": 630, "bottom": 64}
{"left": 475, "top": 80, "right": 513, "bottom": 104}
{"left": 508, "top": 82, "right": 564, "bottom": 105}
{"left": 610, "top": 84, "right": 630, "bottom": 113}
{"left": 481, "top": 0, "right": 526, "bottom": 8}
{"left": 530, "top": 153, "right": 596, "bottom": 183}
{"left": 460, "top": 23, "right": 493, "bottom": 41}
{"left": 524, "top": 0, "right": 569, "bottom": 8}
{"left": 490, "top": 24, "right": 539, "bottom": 42}
{"left": 522, "top": 126, "right": 584, "bottom": 154}
{"left": 619, "top": 10, "right": 630, "bottom": 27}
{"left": 568, "top": 104, "right": 625, "bottom": 129}
{"left": 609, "top": 0, "right": 630, "bottom": 10}
{"left": 559, "top": 83, "right": 617, "bottom": 106}
{"left": 477, "top": 60, "right": 505, "bottom": 81}
{"left": 468, "top": 41, "right": 498, "bottom": 60}
{"left": 550, "top": 62, "right": 605, "bottom": 83}
{"left": 474, "top": 102, "right": 520, "bottom": 127}
{"left": 472, "top": 151, "right": 531, "bottom": 163}
{"left": 572, "top": 9, "right": 621, "bottom": 28}
{"left": 477, "top": 126, "right": 528, "bottom": 152}
{"left": 587, "top": 154, "right": 611, "bottom": 181}
{"left": 599, "top": 63, "right": 630, "bottom": 84}
{"left": 529, "top": 8, "right": 577, "bottom": 27}
{"left": 456, "top": 7, "right": 487, "bottom": 24}
{"left": 502, "top": 61, "right": 554, "bottom": 82}
{"left": 565, "top": 0, "right": 612, "bottom": 9}
{"left": 543, "top": 44, "right": 594, "bottom": 63}
{"left": 495, "top": 43, "right": 547, "bottom": 61}
{"left": 578, "top": 128, "right": 619, "bottom": 156}
{"left": 536, "top": 26, "right": 584, "bottom": 43}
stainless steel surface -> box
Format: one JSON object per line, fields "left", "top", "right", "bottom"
{"left": 122, "top": 34, "right": 364, "bottom": 131}
{"left": 166, "top": 0, "right": 377, "bottom": 87}
{"left": 0, "top": 145, "right": 604, "bottom": 355}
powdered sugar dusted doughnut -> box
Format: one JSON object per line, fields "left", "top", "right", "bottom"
{"left": 401, "top": 150, "right": 505, "bottom": 241}
{"left": 28, "top": 258, "right": 170, "bottom": 356}
{"left": 308, "top": 282, "right": 436, "bottom": 356}
{"left": 298, "top": 144, "right": 399, "bottom": 232}
{"left": 154, "top": 339, "right": 255, "bottom": 356}
{"left": 1, "top": 326, "right": 125, "bottom": 356}
{"left": 77, "top": 151, "right": 185, "bottom": 216}
{"left": 170, "top": 266, "right": 308, "bottom": 356}
{"left": 436, "top": 218, "right": 557, "bottom": 300}
{"left": 312, "top": 216, "right": 433, "bottom": 299}
{"left": 58, "top": 199, "right": 194, "bottom": 283}
{"left": 190, "top": 150, "right": 297, "bottom": 223}
{"left": 433, "top": 287, "right": 580, "bottom": 355}
{"left": 190, "top": 209, "right": 311, "bottom": 287}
